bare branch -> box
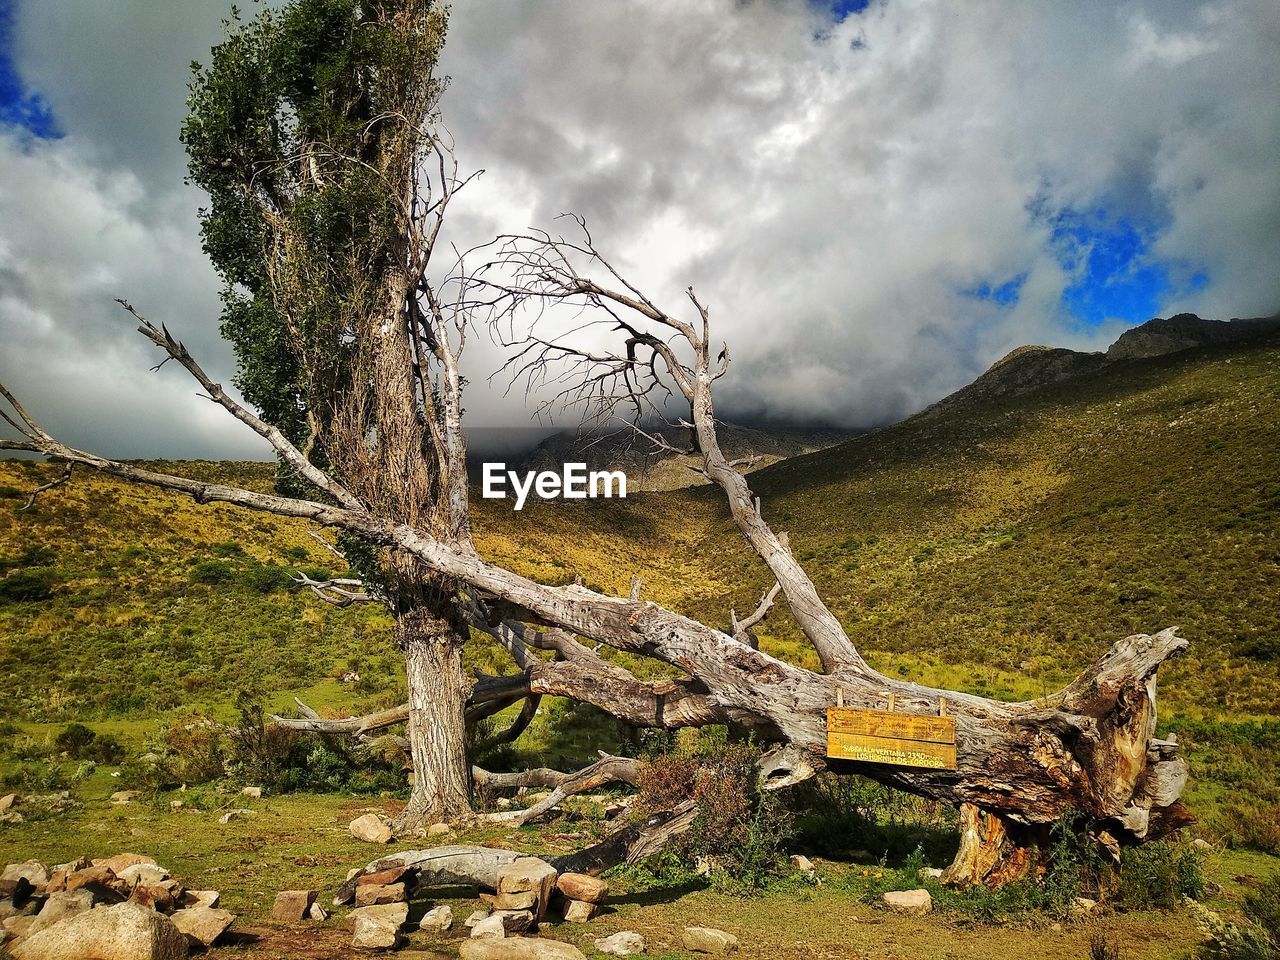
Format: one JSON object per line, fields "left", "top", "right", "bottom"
{"left": 19, "top": 463, "right": 73, "bottom": 511}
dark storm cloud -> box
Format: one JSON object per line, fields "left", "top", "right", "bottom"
{"left": 1, "top": 0, "right": 1277, "bottom": 455}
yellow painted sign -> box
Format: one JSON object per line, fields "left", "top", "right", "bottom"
{"left": 826, "top": 707, "right": 957, "bottom": 770}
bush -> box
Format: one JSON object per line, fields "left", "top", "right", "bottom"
{"left": 637, "top": 732, "right": 791, "bottom": 892}
{"left": 1117, "top": 838, "right": 1203, "bottom": 909}
{"left": 52, "top": 723, "right": 125, "bottom": 764}
{"left": 188, "top": 560, "right": 234, "bottom": 585}
{"left": 0, "top": 567, "right": 56, "bottom": 602}
{"left": 237, "top": 563, "right": 292, "bottom": 593}
{"left": 1192, "top": 876, "right": 1280, "bottom": 960}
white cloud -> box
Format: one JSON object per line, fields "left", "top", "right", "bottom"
{"left": 0, "top": 0, "right": 1276, "bottom": 455}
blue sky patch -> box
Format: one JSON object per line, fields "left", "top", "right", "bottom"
{"left": 965, "top": 273, "right": 1027, "bottom": 308}
{"left": 0, "top": 0, "right": 60, "bottom": 139}
{"left": 825, "top": 0, "right": 872, "bottom": 23}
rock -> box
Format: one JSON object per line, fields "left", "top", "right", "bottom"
{"left": 491, "top": 890, "right": 537, "bottom": 911}
{"left": 493, "top": 909, "right": 534, "bottom": 934}
{"left": 920, "top": 867, "right": 944, "bottom": 879}
{"left": 0, "top": 795, "right": 15, "bottom": 814}
{"left": 31, "top": 889, "right": 95, "bottom": 935}
{"left": 271, "top": 889, "right": 316, "bottom": 922}
{"left": 11, "top": 902, "right": 188, "bottom": 960}
{"left": 460, "top": 940, "right": 588, "bottom": 959}
{"left": 55, "top": 858, "right": 91, "bottom": 875}
{"left": 349, "top": 813, "right": 394, "bottom": 844}
{"left": 129, "top": 884, "right": 177, "bottom": 912}
{"left": 116, "top": 864, "right": 170, "bottom": 889}
{"left": 1071, "top": 896, "right": 1099, "bottom": 916}
{"left": 790, "top": 854, "right": 815, "bottom": 873}
{"left": 357, "top": 866, "right": 408, "bottom": 887}
{"left": 0, "top": 898, "right": 35, "bottom": 922}
{"left": 496, "top": 798, "right": 513, "bottom": 809}
{"left": 4, "top": 915, "right": 38, "bottom": 939}
{"left": 562, "top": 899, "right": 596, "bottom": 923}
{"left": 1193, "top": 838, "right": 1214, "bottom": 853}
{"left": 241, "top": 786, "right": 262, "bottom": 798}
{"left": 603, "top": 802, "right": 628, "bottom": 819}
{"left": 881, "top": 889, "right": 932, "bottom": 914}
{"left": 495, "top": 857, "right": 557, "bottom": 921}
{"left": 170, "top": 906, "right": 234, "bottom": 948}
{"left": 355, "top": 883, "right": 406, "bottom": 907}
{"left": 179, "top": 889, "right": 220, "bottom": 909}
{"left": 307, "top": 902, "right": 328, "bottom": 921}
{"left": 426, "top": 822, "right": 451, "bottom": 837}
{"left": 2, "top": 861, "right": 50, "bottom": 895}
{"left": 683, "top": 926, "right": 740, "bottom": 954}
{"left": 555, "top": 873, "right": 608, "bottom": 904}
{"left": 465, "top": 908, "right": 492, "bottom": 928}
{"left": 470, "top": 913, "right": 507, "bottom": 940}
{"left": 218, "top": 808, "right": 255, "bottom": 824}
{"left": 344, "top": 902, "right": 409, "bottom": 930}
{"left": 352, "top": 912, "right": 400, "bottom": 950}
{"left": 110, "top": 791, "right": 142, "bottom": 804}
{"left": 169, "top": 800, "right": 183, "bottom": 810}
{"left": 418, "top": 904, "right": 452, "bottom": 933}
{"left": 94, "top": 854, "right": 155, "bottom": 875}
{"left": 65, "top": 866, "right": 117, "bottom": 895}
{"left": 595, "top": 931, "right": 646, "bottom": 956}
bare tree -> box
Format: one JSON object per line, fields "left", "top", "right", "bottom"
{"left": 1, "top": 210, "right": 1190, "bottom": 883}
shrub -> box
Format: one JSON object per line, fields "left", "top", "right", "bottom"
{"left": 0, "top": 567, "right": 56, "bottom": 602}
{"left": 237, "top": 563, "right": 292, "bottom": 593}
{"left": 1192, "top": 876, "right": 1280, "bottom": 960}
{"left": 53, "top": 723, "right": 125, "bottom": 764}
{"left": 1117, "top": 838, "right": 1203, "bottom": 909}
{"left": 188, "top": 560, "right": 234, "bottom": 585}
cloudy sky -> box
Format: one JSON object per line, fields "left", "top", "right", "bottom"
{"left": 1, "top": 0, "right": 1277, "bottom": 458}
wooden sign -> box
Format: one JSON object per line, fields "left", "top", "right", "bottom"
{"left": 826, "top": 706, "right": 957, "bottom": 770}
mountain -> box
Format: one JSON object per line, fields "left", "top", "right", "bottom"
{"left": 918, "top": 312, "right": 1279, "bottom": 420}
{"left": 511, "top": 420, "right": 853, "bottom": 491}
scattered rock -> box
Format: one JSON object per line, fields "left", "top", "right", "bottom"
{"left": 64, "top": 866, "right": 117, "bottom": 895}
{"left": 881, "top": 889, "right": 932, "bottom": 914}
{"left": 357, "top": 866, "right": 408, "bottom": 887}
{"left": 562, "top": 899, "right": 596, "bottom": 923}
{"left": 349, "top": 813, "right": 394, "bottom": 844}
{"left": 4, "top": 915, "right": 38, "bottom": 939}
{"left": 110, "top": 791, "right": 142, "bottom": 804}
{"left": 555, "top": 873, "right": 608, "bottom": 904}
{"left": 465, "top": 908, "right": 492, "bottom": 928}
{"left": 2, "top": 861, "right": 50, "bottom": 896}
{"left": 241, "top": 786, "right": 263, "bottom": 798}
{"left": 1071, "top": 896, "right": 1099, "bottom": 917}
{"left": 0, "top": 795, "right": 16, "bottom": 815}
{"left": 1192, "top": 838, "right": 1214, "bottom": 853}
{"left": 169, "top": 801, "right": 184, "bottom": 810}
{"left": 495, "top": 798, "right": 513, "bottom": 810}
{"left": 218, "top": 808, "right": 255, "bottom": 824}
{"left": 418, "top": 904, "right": 452, "bottom": 933}
{"left": 491, "top": 890, "right": 537, "bottom": 911}
{"left": 595, "top": 931, "right": 646, "bottom": 956}
{"left": 28, "top": 889, "right": 94, "bottom": 937}
{"left": 355, "top": 883, "right": 406, "bottom": 907}
{"left": 94, "top": 854, "right": 156, "bottom": 875}
{"left": 179, "top": 889, "right": 220, "bottom": 909}
{"left": 790, "top": 855, "right": 815, "bottom": 873}
{"left": 129, "top": 883, "right": 177, "bottom": 912}
{"left": 460, "top": 940, "right": 588, "bottom": 959}
{"left": 470, "top": 913, "right": 507, "bottom": 940}
{"left": 11, "top": 902, "right": 187, "bottom": 960}
{"left": 683, "top": 927, "right": 739, "bottom": 954}
{"left": 603, "top": 802, "right": 628, "bottom": 819}
{"left": 116, "top": 863, "right": 170, "bottom": 889}
{"left": 344, "top": 902, "right": 409, "bottom": 930}
{"left": 170, "top": 906, "right": 235, "bottom": 948}
{"left": 271, "top": 889, "right": 316, "bottom": 922}
{"left": 920, "top": 867, "right": 944, "bottom": 880}
{"left": 307, "top": 902, "right": 328, "bottom": 921}
{"left": 352, "top": 912, "right": 401, "bottom": 950}
{"left": 426, "top": 822, "right": 451, "bottom": 837}
{"left": 495, "top": 857, "right": 558, "bottom": 922}
{"left": 494, "top": 909, "right": 534, "bottom": 934}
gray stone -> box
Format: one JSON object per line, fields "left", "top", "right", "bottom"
{"left": 683, "top": 926, "right": 740, "bottom": 954}
{"left": 0, "top": 795, "right": 15, "bottom": 814}
{"left": 495, "top": 857, "right": 557, "bottom": 921}
{"left": 344, "top": 902, "right": 409, "bottom": 930}
{"left": 349, "top": 813, "right": 394, "bottom": 844}
{"left": 562, "top": 899, "right": 596, "bottom": 923}
{"left": 26, "top": 890, "right": 94, "bottom": 936}
{"left": 307, "top": 901, "right": 328, "bottom": 921}
{"left": 595, "top": 931, "right": 646, "bottom": 956}
{"left": 418, "top": 904, "right": 452, "bottom": 933}
{"left": 465, "top": 908, "right": 492, "bottom": 928}
{"left": 179, "top": 889, "right": 220, "bottom": 909}
{"left": 352, "top": 912, "right": 400, "bottom": 950}
{"left": 116, "top": 864, "right": 170, "bottom": 889}
{"left": 110, "top": 790, "right": 142, "bottom": 804}
{"left": 241, "top": 786, "right": 262, "bottom": 798}
{"left": 11, "top": 902, "right": 187, "bottom": 960}
{"left": 271, "top": 889, "right": 316, "bottom": 922}
{"left": 470, "top": 913, "right": 507, "bottom": 940}
{"left": 218, "top": 808, "right": 255, "bottom": 824}
{"left": 169, "top": 907, "right": 235, "bottom": 948}
{"left": 881, "top": 889, "right": 932, "bottom": 914}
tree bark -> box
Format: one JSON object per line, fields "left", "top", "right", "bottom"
{"left": 393, "top": 606, "right": 472, "bottom": 832}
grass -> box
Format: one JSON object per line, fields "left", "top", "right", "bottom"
{"left": 1, "top": 335, "right": 1279, "bottom": 957}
